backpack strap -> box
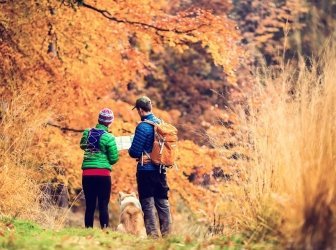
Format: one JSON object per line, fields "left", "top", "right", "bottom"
{"left": 87, "top": 128, "right": 107, "bottom": 153}
{"left": 142, "top": 118, "right": 164, "bottom": 125}
{"left": 142, "top": 120, "right": 157, "bottom": 126}
{"left": 139, "top": 120, "right": 159, "bottom": 166}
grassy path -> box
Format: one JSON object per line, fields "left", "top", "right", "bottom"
{"left": 0, "top": 218, "right": 248, "bottom": 250}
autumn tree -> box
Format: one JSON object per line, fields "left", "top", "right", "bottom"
{"left": 1, "top": 0, "right": 242, "bottom": 141}
{"left": 0, "top": 0, "right": 242, "bottom": 216}
{"left": 83, "top": 0, "right": 241, "bottom": 145}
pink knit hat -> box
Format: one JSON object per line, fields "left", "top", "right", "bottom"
{"left": 98, "top": 108, "right": 114, "bottom": 125}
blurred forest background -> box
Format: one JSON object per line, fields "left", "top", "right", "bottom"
{"left": 1, "top": 0, "right": 336, "bottom": 249}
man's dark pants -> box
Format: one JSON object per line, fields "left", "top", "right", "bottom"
{"left": 137, "top": 170, "right": 171, "bottom": 237}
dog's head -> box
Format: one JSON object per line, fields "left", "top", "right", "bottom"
{"left": 118, "top": 191, "right": 137, "bottom": 204}
{"left": 118, "top": 191, "right": 142, "bottom": 211}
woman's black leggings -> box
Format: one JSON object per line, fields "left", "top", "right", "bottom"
{"left": 82, "top": 176, "right": 111, "bottom": 228}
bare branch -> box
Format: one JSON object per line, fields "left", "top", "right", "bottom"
{"left": 76, "top": 1, "right": 205, "bottom": 35}
{"left": 47, "top": 122, "right": 84, "bottom": 133}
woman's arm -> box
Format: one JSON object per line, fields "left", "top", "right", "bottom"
{"left": 80, "top": 129, "right": 89, "bottom": 150}
{"left": 105, "top": 134, "right": 119, "bottom": 165}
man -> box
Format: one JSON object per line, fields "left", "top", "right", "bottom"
{"left": 128, "top": 96, "right": 172, "bottom": 238}
{"left": 80, "top": 108, "right": 119, "bottom": 228}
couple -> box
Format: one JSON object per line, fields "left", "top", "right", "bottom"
{"left": 80, "top": 96, "right": 171, "bottom": 238}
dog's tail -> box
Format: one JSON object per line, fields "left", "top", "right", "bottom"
{"left": 121, "top": 203, "right": 143, "bottom": 235}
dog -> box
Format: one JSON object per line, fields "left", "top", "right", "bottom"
{"left": 116, "top": 191, "right": 146, "bottom": 238}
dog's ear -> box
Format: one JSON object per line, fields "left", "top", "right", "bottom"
{"left": 119, "top": 191, "right": 125, "bottom": 198}
{"left": 131, "top": 192, "right": 136, "bottom": 197}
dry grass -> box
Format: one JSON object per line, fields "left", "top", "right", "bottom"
{"left": 229, "top": 46, "right": 336, "bottom": 248}
{"left": 0, "top": 89, "right": 70, "bottom": 228}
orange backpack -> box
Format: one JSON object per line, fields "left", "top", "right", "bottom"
{"left": 142, "top": 120, "right": 178, "bottom": 168}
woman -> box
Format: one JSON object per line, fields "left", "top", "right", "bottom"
{"left": 80, "top": 108, "right": 119, "bottom": 228}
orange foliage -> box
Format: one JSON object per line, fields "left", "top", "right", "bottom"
{"left": 1, "top": 0, "right": 242, "bottom": 115}
{"left": 0, "top": 0, "right": 242, "bottom": 218}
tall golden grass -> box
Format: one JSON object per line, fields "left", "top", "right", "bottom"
{"left": 0, "top": 92, "right": 44, "bottom": 217}
{"left": 0, "top": 89, "right": 69, "bottom": 228}
{"left": 233, "top": 47, "right": 336, "bottom": 248}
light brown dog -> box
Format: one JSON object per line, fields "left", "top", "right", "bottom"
{"left": 117, "top": 192, "right": 146, "bottom": 238}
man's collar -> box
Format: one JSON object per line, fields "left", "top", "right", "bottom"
{"left": 141, "top": 113, "right": 153, "bottom": 121}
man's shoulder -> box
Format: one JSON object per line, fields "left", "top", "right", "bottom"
{"left": 143, "top": 114, "right": 161, "bottom": 124}
{"left": 136, "top": 121, "right": 153, "bottom": 130}
{"left": 135, "top": 121, "right": 155, "bottom": 136}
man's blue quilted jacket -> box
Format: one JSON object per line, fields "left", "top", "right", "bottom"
{"left": 128, "top": 113, "right": 161, "bottom": 171}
